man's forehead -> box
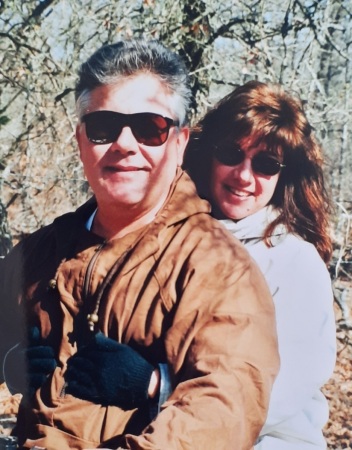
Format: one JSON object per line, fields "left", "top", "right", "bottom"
{"left": 84, "top": 74, "right": 179, "bottom": 119}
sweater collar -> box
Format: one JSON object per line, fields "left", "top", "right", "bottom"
{"left": 220, "top": 205, "right": 286, "bottom": 241}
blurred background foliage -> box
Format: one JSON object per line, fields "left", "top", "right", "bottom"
{"left": 0, "top": 1, "right": 352, "bottom": 446}
{"left": 0, "top": 0, "right": 351, "bottom": 248}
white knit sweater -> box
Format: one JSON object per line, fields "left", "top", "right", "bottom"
{"left": 221, "top": 206, "right": 336, "bottom": 450}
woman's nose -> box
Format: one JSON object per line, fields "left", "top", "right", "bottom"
{"left": 234, "top": 158, "right": 254, "bottom": 183}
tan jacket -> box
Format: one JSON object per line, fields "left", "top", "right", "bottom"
{"left": 0, "top": 170, "right": 279, "bottom": 450}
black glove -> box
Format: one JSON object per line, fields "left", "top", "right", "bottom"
{"left": 65, "top": 332, "right": 155, "bottom": 409}
{"left": 3, "top": 326, "right": 57, "bottom": 397}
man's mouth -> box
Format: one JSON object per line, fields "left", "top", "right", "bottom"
{"left": 105, "top": 165, "right": 145, "bottom": 172}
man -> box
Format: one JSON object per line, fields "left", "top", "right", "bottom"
{"left": 0, "top": 39, "right": 279, "bottom": 450}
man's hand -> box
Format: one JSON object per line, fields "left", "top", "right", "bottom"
{"left": 65, "top": 332, "right": 155, "bottom": 409}
{"left": 3, "top": 326, "right": 57, "bottom": 397}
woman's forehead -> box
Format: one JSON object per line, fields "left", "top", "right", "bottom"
{"left": 238, "top": 134, "right": 283, "bottom": 155}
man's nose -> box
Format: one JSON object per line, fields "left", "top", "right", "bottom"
{"left": 110, "top": 126, "right": 138, "bottom": 153}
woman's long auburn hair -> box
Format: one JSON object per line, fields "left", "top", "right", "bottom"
{"left": 184, "top": 80, "right": 333, "bottom": 263}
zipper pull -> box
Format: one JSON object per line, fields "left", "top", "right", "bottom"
{"left": 87, "top": 313, "right": 99, "bottom": 332}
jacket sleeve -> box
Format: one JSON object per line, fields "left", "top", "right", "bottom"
{"left": 0, "top": 256, "right": 5, "bottom": 384}
{"left": 0, "top": 224, "right": 55, "bottom": 381}
{"left": 122, "top": 230, "right": 280, "bottom": 450}
{"left": 254, "top": 242, "right": 336, "bottom": 449}
{"left": 0, "top": 244, "right": 29, "bottom": 385}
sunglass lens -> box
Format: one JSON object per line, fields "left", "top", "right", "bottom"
{"left": 252, "top": 153, "right": 282, "bottom": 176}
{"left": 215, "top": 147, "right": 244, "bottom": 166}
{"left": 84, "top": 112, "right": 122, "bottom": 144}
{"left": 132, "top": 114, "right": 170, "bottom": 146}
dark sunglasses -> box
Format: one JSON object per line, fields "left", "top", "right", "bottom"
{"left": 82, "top": 110, "right": 179, "bottom": 147}
{"left": 214, "top": 146, "right": 285, "bottom": 176}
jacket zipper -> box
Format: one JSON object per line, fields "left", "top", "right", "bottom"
{"left": 59, "top": 241, "right": 106, "bottom": 398}
{"left": 83, "top": 241, "right": 106, "bottom": 300}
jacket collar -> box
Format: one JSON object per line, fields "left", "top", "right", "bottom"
{"left": 52, "top": 169, "right": 210, "bottom": 272}
{"left": 70, "top": 168, "right": 210, "bottom": 230}
{"left": 154, "top": 167, "right": 211, "bottom": 227}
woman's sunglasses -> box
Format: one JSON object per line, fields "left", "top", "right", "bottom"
{"left": 82, "top": 110, "right": 179, "bottom": 147}
{"left": 214, "top": 146, "right": 285, "bottom": 176}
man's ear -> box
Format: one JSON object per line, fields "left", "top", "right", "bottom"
{"left": 176, "top": 127, "right": 190, "bottom": 166}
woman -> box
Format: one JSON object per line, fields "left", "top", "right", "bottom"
{"left": 183, "top": 80, "right": 336, "bottom": 450}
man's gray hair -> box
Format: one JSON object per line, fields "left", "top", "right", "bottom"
{"left": 75, "top": 39, "right": 192, "bottom": 126}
